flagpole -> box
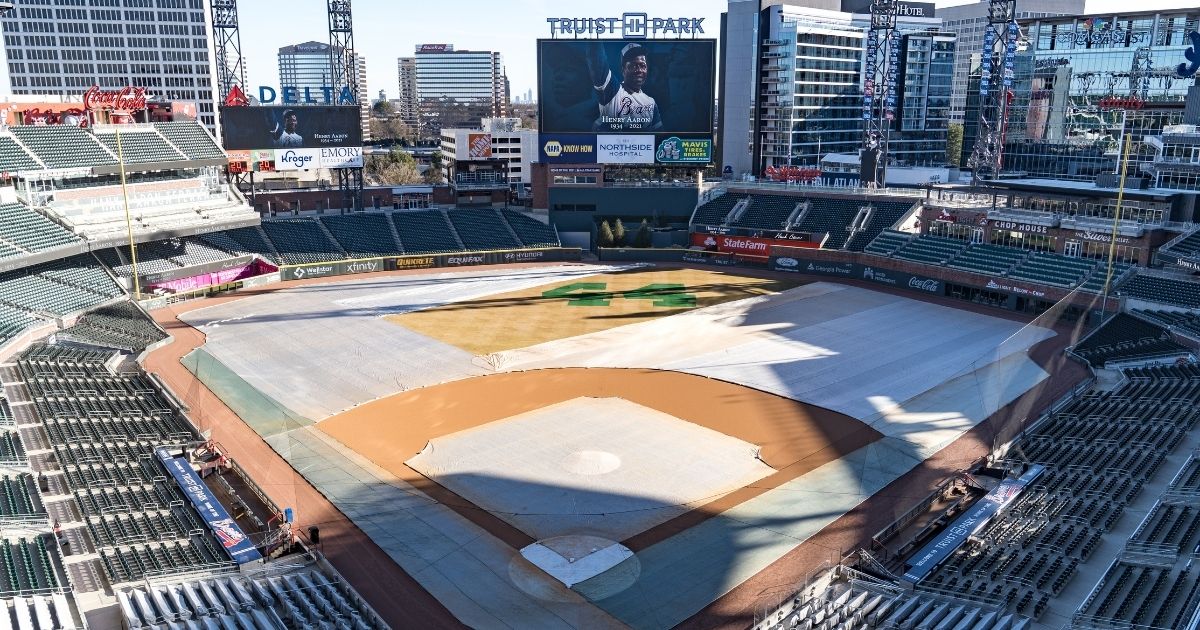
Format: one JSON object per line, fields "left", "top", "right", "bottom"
{"left": 116, "top": 122, "right": 140, "bottom": 299}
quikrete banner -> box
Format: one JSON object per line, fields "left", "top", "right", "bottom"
{"left": 280, "top": 248, "right": 584, "bottom": 281}
{"left": 155, "top": 448, "right": 262, "bottom": 564}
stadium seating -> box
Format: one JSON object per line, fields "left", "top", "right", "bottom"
{"left": 793, "top": 198, "right": 866, "bottom": 249}
{"left": 98, "top": 237, "right": 250, "bottom": 280}
{"left": 1117, "top": 274, "right": 1200, "bottom": 309}
{"left": 259, "top": 219, "right": 347, "bottom": 265}
{"left": 10, "top": 125, "right": 116, "bottom": 169}
{"left": 1006, "top": 252, "right": 1097, "bottom": 288}
{"left": 117, "top": 567, "right": 386, "bottom": 629}
{"left": 1077, "top": 263, "right": 1132, "bottom": 294}
{"left": 0, "top": 396, "right": 12, "bottom": 428}
{"left": 391, "top": 210, "right": 461, "bottom": 253}
{"left": 691, "top": 192, "right": 747, "bottom": 225}
{"left": 319, "top": 213, "right": 403, "bottom": 257}
{"left": 57, "top": 301, "right": 166, "bottom": 352}
{"left": 202, "top": 226, "right": 278, "bottom": 262}
{"left": 152, "top": 121, "right": 225, "bottom": 160}
{"left": 1164, "top": 230, "right": 1200, "bottom": 258}
{"left": 844, "top": 200, "right": 918, "bottom": 252}
{"left": 446, "top": 209, "right": 521, "bottom": 251}
{"left": 0, "top": 255, "right": 120, "bottom": 318}
{"left": 862, "top": 229, "right": 912, "bottom": 256}
{"left": 0, "top": 537, "right": 62, "bottom": 594}
{"left": 891, "top": 234, "right": 968, "bottom": 265}
{"left": 501, "top": 210, "right": 560, "bottom": 248}
{"left": 0, "top": 136, "right": 42, "bottom": 172}
{"left": 0, "top": 304, "right": 38, "bottom": 348}
{"left": 1135, "top": 309, "right": 1200, "bottom": 338}
{"left": 946, "top": 243, "right": 1030, "bottom": 276}
{"left": 0, "top": 202, "right": 81, "bottom": 259}
{"left": 0, "top": 475, "right": 40, "bottom": 517}
{"left": 1073, "top": 313, "right": 1189, "bottom": 367}
{"left": 94, "top": 129, "right": 186, "bottom": 164}
{"left": 732, "top": 195, "right": 798, "bottom": 230}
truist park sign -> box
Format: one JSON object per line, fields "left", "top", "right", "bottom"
{"left": 546, "top": 14, "right": 705, "bottom": 38}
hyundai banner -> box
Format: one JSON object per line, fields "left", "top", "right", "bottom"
{"left": 597, "top": 134, "right": 654, "bottom": 163}
{"left": 155, "top": 448, "right": 262, "bottom": 563}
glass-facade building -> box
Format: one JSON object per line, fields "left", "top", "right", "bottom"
{"left": 412, "top": 45, "right": 508, "bottom": 136}
{"left": 968, "top": 10, "right": 1200, "bottom": 181}
{"left": 277, "top": 42, "right": 371, "bottom": 141}
{"left": 733, "top": 2, "right": 955, "bottom": 176}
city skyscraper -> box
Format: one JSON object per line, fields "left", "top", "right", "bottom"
{"left": 277, "top": 41, "right": 371, "bottom": 141}
{"left": 409, "top": 44, "right": 509, "bottom": 137}
{"left": 396, "top": 56, "right": 419, "bottom": 130}
{"left": 0, "top": 1, "right": 221, "bottom": 133}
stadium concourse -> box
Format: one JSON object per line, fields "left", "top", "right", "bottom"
{"left": 157, "top": 260, "right": 1070, "bottom": 630}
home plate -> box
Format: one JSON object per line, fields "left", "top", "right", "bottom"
{"left": 520, "top": 535, "right": 636, "bottom": 589}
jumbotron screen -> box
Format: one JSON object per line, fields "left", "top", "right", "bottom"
{"left": 220, "top": 106, "right": 362, "bottom": 150}
{"left": 537, "top": 39, "right": 716, "bottom": 135}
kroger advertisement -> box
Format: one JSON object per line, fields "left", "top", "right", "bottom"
{"left": 272, "top": 147, "right": 364, "bottom": 170}
{"left": 538, "top": 39, "right": 715, "bottom": 135}
{"left": 220, "top": 105, "right": 362, "bottom": 150}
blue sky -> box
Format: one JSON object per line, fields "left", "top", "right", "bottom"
{"left": 241, "top": 0, "right": 1196, "bottom": 101}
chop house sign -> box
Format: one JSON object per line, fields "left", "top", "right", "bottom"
{"left": 83, "top": 86, "right": 148, "bottom": 111}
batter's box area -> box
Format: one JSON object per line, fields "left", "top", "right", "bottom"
{"left": 406, "top": 397, "right": 776, "bottom": 543}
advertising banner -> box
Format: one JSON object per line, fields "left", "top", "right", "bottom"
{"left": 139, "top": 255, "right": 255, "bottom": 285}
{"left": 770, "top": 256, "right": 855, "bottom": 276}
{"left": 903, "top": 465, "right": 1044, "bottom": 583}
{"left": 272, "top": 148, "right": 321, "bottom": 171}
{"left": 538, "top": 39, "right": 716, "bottom": 135}
{"left": 319, "top": 146, "right": 363, "bottom": 168}
{"left": 597, "top": 134, "right": 655, "bottom": 163}
{"left": 281, "top": 248, "right": 584, "bottom": 281}
{"left": 691, "top": 233, "right": 820, "bottom": 257}
{"left": 857, "top": 264, "right": 943, "bottom": 294}
{"left": 155, "top": 448, "right": 262, "bottom": 564}
{"left": 467, "top": 133, "right": 493, "bottom": 158}
{"left": 767, "top": 256, "right": 943, "bottom": 294}
{"left": 539, "top": 133, "right": 597, "bottom": 163}
{"left": 654, "top": 135, "right": 712, "bottom": 164}
{"left": 220, "top": 105, "right": 362, "bottom": 150}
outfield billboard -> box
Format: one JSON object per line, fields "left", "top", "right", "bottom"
{"left": 538, "top": 39, "right": 715, "bottom": 135}
{"left": 220, "top": 106, "right": 362, "bottom": 150}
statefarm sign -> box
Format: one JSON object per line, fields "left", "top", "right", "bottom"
{"left": 690, "top": 232, "right": 819, "bottom": 257}
{"left": 83, "top": 85, "right": 148, "bottom": 111}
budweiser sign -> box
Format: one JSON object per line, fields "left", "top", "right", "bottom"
{"left": 83, "top": 86, "right": 148, "bottom": 111}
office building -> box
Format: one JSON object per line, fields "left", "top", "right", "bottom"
{"left": 719, "top": 0, "right": 954, "bottom": 177}
{"left": 278, "top": 41, "right": 371, "bottom": 142}
{"left": 396, "top": 56, "right": 419, "bottom": 130}
{"left": 966, "top": 9, "right": 1200, "bottom": 182}
{"left": 937, "top": 0, "right": 1083, "bottom": 123}
{"left": 0, "top": 1, "right": 221, "bottom": 133}
{"left": 411, "top": 44, "right": 509, "bottom": 137}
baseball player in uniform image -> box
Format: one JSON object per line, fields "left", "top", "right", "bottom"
{"left": 587, "top": 42, "right": 663, "bottom": 132}
{"left": 268, "top": 109, "right": 304, "bottom": 147}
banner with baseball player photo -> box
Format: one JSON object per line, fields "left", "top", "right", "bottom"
{"left": 220, "top": 105, "right": 362, "bottom": 150}
{"left": 537, "top": 39, "right": 716, "bottom": 136}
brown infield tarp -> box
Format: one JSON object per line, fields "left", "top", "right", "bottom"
{"left": 143, "top": 262, "right": 1089, "bottom": 630}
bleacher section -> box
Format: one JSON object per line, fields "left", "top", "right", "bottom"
{"left": 1161, "top": 229, "right": 1200, "bottom": 268}
{"left": 97, "top": 237, "right": 250, "bottom": 283}
{"left": 947, "top": 243, "right": 1029, "bottom": 276}
{"left": 47, "top": 177, "right": 254, "bottom": 241}
{"left": 731, "top": 195, "right": 798, "bottom": 230}
{"left": 1078, "top": 562, "right": 1200, "bottom": 630}
{"left": 0, "top": 203, "right": 80, "bottom": 261}
{"left": 1118, "top": 274, "right": 1200, "bottom": 309}
{"left": 0, "top": 593, "right": 76, "bottom": 628}
{"left": 9, "top": 126, "right": 116, "bottom": 169}
{"left": 15, "top": 345, "right": 236, "bottom": 587}
{"left": 890, "top": 234, "right": 968, "bottom": 265}
{"left": 762, "top": 579, "right": 1031, "bottom": 630}
{"left": 200, "top": 227, "right": 276, "bottom": 263}
{"left": 391, "top": 210, "right": 462, "bottom": 254}
{"left": 446, "top": 209, "right": 521, "bottom": 251}
{"left": 862, "top": 229, "right": 911, "bottom": 256}
{"left": 691, "top": 192, "right": 747, "bottom": 225}
{"left": 259, "top": 220, "right": 346, "bottom": 265}
{"left": 0, "top": 136, "right": 42, "bottom": 173}
{"left": 151, "top": 122, "right": 225, "bottom": 161}
{"left": 94, "top": 129, "right": 186, "bottom": 164}
{"left": 0, "top": 255, "right": 120, "bottom": 324}
{"left": 844, "top": 200, "right": 918, "bottom": 252}
{"left": 117, "top": 566, "right": 385, "bottom": 629}
{"left": 1007, "top": 252, "right": 1098, "bottom": 288}
{"left": 57, "top": 302, "right": 166, "bottom": 352}
{"left": 1073, "top": 313, "right": 1192, "bottom": 367}
{"left": 1135, "top": 309, "right": 1200, "bottom": 339}
{"left": 318, "top": 214, "right": 401, "bottom": 258}
{"left": 502, "top": 210, "right": 559, "bottom": 248}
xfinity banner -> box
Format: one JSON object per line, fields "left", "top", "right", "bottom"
{"left": 282, "top": 248, "right": 584, "bottom": 281}
{"left": 903, "top": 465, "right": 1044, "bottom": 583}
{"left": 597, "top": 134, "right": 654, "bottom": 163}
{"left": 155, "top": 448, "right": 262, "bottom": 564}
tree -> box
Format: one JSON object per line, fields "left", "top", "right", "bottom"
{"left": 633, "top": 219, "right": 652, "bottom": 248}
{"left": 372, "top": 100, "right": 395, "bottom": 118}
{"left": 597, "top": 220, "right": 615, "bottom": 248}
{"left": 612, "top": 218, "right": 626, "bottom": 246}
{"left": 946, "top": 123, "right": 964, "bottom": 167}
{"left": 424, "top": 151, "right": 446, "bottom": 184}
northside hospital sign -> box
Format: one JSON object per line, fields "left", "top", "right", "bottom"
{"left": 546, "top": 14, "right": 705, "bottom": 38}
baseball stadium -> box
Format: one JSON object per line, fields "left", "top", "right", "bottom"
{"left": 0, "top": 115, "right": 1197, "bottom": 630}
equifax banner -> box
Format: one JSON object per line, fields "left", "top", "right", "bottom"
{"left": 273, "top": 147, "right": 363, "bottom": 170}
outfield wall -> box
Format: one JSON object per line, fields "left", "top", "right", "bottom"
{"left": 278, "top": 247, "right": 583, "bottom": 281}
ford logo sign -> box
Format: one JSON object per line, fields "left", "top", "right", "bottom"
{"left": 777, "top": 257, "right": 798, "bottom": 267}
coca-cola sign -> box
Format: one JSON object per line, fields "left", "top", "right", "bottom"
{"left": 83, "top": 85, "right": 148, "bottom": 111}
